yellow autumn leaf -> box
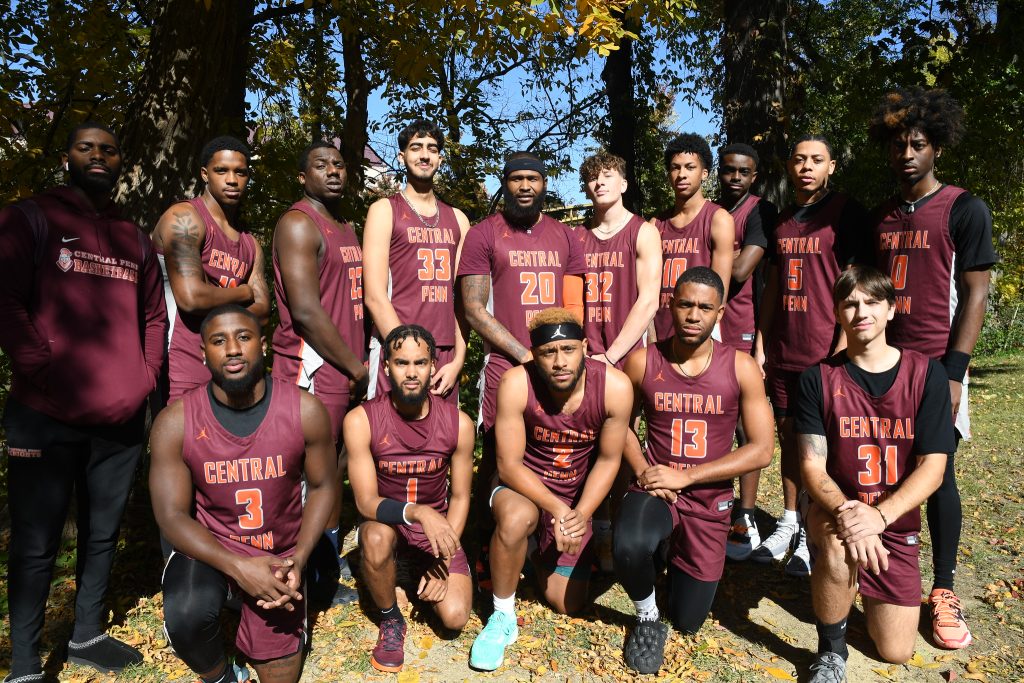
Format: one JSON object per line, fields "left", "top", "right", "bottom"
{"left": 419, "top": 635, "right": 434, "bottom": 650}
{"left": 872, "top": 667, "right": 896, "bottom": 680}
{"left": 397, "top": 671, "right": 420, "bottom": 683}
{"left": 963, "top": 674, "right": 987, "bottom": 682}
{"left": 763, "top": 666, "right": 797, "bottom": 680}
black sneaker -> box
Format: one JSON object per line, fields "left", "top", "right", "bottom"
{"left": 67, "top": 634, "right": 143, "bottom": 673}
{"left": 3, "top": 674, "right": 57, "bottom": 683}
{"left": 623, "top": 620, "right": 669, "bottom": 674}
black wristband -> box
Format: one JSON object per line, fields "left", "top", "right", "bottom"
{"left": 377, "top": 499, "right": 410, "bottom": 525}
{"left": 941, "top": 350, "right": 971, "bottom": 383}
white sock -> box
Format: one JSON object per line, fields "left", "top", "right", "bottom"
{"left": 634, "top": 590, "right": 659, "bottom": 622}
{"left": 780, "top": 509, "right": 798, "bottom": 527}
{"left": 493, "top": 592, "right": 516, "bottom": 616}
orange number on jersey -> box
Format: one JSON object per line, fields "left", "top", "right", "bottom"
{"left": 856, "top": 444, "right": 899, "bottom": 486}
{"left": 218, "top": 275, "right": 238, "bottom": 288}
{"left": 786, "top": 259, "right": 803, "bottom": 291}
{"left": 406, "top": 478, "right": 418, "bottom": 504}
{"left": 890, "top": 255, "right": 909, "bottom": 291}
{"left": 416, "top": 248, "right": 452, "bottom": 281}
{"left": 584, "top": 272, "right": 614, "bottom": 303}
{"left": 670, "top": 419, "right": 708, "bottom": 459}
{"left": 662, "top": 257, "right": 688, "bottom": 289}
{"left": 235, "top": 488, "right": 264, "bottom": 530}
{"left": 348, "top": 265, "right": 363, "bottom": 299}
{"left": 520, "top": 271, "right": 556, "bottom": 305}
{"left": 552, "top": 447, "right": 573, "bottom": 469}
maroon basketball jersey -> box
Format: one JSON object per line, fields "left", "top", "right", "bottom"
{"left": 181, "top": 379, "right": 305, "bottom": 556}
{"left": 653, "top": 200, "right": 719, "bottom": 339}
{"left": 521, "top": 357, "right": 607, "bottom": 505}
{"left": 272, "top": 200, "right": 365, "bottom": 395}
{"left": 457, "top": 213, "right": 586, "bottom": 361}
{"left": 581, "top": 215, "right": 644, "bottom": 361}
{"left": 640, "top": 340, "right": 741, "bottom": 507}
{"left": 766, "top": 193, "right": 848, "bottom": 371}
{"left": 164, "top": 198, "right": 258, "bottom": 397}
{"left": 873, "top": 185, "right": 964, "bottom": 360}
{"left": 819, "top": 350, "right": 929, "bottom": 534}
{"left": 363, "top": 392, "right": 460, "bottom": 512}
{"left": 379, "top": 194, "right": 463, "bottom": 347}
{"left": 719, "top": 195, "right": 762, "bottom": 352}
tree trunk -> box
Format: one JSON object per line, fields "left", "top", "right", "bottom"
{"left": 117, "top": 0, "right": 255, "bottom": 231}
{"left": 721, "top": 0, "right": 791, "bottom": 207}
{"left": 601, "top": 26, "right": 641, "bottom": 213}
{"left": 338, "top": 11, "right": 369, "bottom": 198}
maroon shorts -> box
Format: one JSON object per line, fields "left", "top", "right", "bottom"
{"left": 665, "top": 489, "right": 733, "bottom": 582}
{"left": 858, "top": 530, "right": 922, "bottom": 607}
{"left": 369, "top": 343, "right": 459, "bottom": 406}
{"left": 395, "top": 522, "right": 471, "bottom": 576}
{"left": 233, "top": 577, "right": 305, "bottom": 661}
{"left": 313, "top": 390, "right": 350, "bottom": 443}
{"left": 764, "top": 365, "right": 803, "bottom": 416}
{"left": 535, "top": 510, "right": 595, "bottom": 579}
{"left": 479, "top": 354, "right": 516, "bottom": 431}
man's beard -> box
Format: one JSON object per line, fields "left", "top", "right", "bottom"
{"left": 69, "top": 164, "right": 118, "bottom": 195}
{"left": 540, "top": 361, "right": 584, "bottom": 395}
{"left": 388, "top": 374, "right": 430, "bottom": 406}
{"left": 501, "top": 187, "right": 545, "bottom": 226}
{"left": 211, "top": 359, "right": 264, "bottom": 396}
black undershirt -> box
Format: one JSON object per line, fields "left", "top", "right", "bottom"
{"left": 892, "top": 188, "right": 999, "bottom": 271}
{"left": 731, "top": 195, "right": 776, "bottom": 251}
{"left": 795, "top": 354, "right": 956, "bottom": 456}
{"left": 768, "top": 192, "right": 873, "bottom": 267}
{"left": 207, "top": 376, "right": 273, "bottom": 438}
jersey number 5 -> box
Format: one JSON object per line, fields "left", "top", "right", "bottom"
{"left": 786, "top": 259, "right": 803, "bottom": 291}
{"left": 235, "top": 488, "right": 264, "bottom": 530}
{"left": 670, "top": 419, "right": 707, "bottom": 459}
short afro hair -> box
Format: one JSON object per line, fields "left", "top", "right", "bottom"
{"left": 528, "top": 307, "right": 582, "bottom": 330}
{"left": 664, "top": 133, "right": 713, "bottom": 171}
{"left": 199, "top": 303, "right": 261, "bottom": 340}
{"left": 384, "top": 324, "right": 437, "bottom": 360}
{"left": 200, "top": 135, "right": 251, "bottom": 167}
{"left": 674, "top": 266, "right": 724, "bottom": 304}
{"left": 718, "top": 142, "right": 759, "bottom": 167}
{"left": 298, "top": 140, "right": 340, "bottom": 173}
{"left": 579, "top": 151, "right": 627, "bottom": 185}
{"left": 65, "top": 121, "right": 118, "bottom": 152}
{"left": 867, "top": 87, "right": 964, "bottom": 148}
{"left": 398, "top": 119, "right": 445, "bottom": 152}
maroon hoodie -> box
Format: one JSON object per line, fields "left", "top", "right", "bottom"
{"left": 0, "top": 186, "right": 167, "bottom": 425}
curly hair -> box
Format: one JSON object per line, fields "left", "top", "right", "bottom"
{"left": 579, "top": 151, "right": 627, "bottom": 185}
{"left": 718, "top": 142, "right": 759, "bottom": 167}
{"left": 664, "top": 133, "right": 713, "bottom": 171}
{"left": 868, "top": 87, "right": 965, "bottom": 148}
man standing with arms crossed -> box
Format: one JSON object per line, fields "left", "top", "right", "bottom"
{"left": 153, "top": 136, "right": 270, "bottom": 403}
{"left": 272, "top": 141, "right": 367, "bottom": 605}
{"left": 798, "top": 266, "right": 953, "bottom": 681}
{"left": 0, "top": 123, "right": 167, "bottom": 680}
{"left": 469, "top": 308, "right": 632, "bottom": 671}
{"left": 346, "top": 325, "right": 476, "bottom": 673}
{"left": 869, "top": 87, "right": 997, "bottom": 649}
{"left": 715, "top": 143, "right": 778, "bottom": 561}
{"left": 458, "top": 152, "right": 586, "bottom": 588}
{"left": 152, "top": 305, "right": 337, "bottom": 683}
{"left": 364, "top": 120, "right": 470, "bottom": 404}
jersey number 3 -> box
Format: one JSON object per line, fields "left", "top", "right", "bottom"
{"left": 235, "top": 488, "right": 264, "bottom": 530}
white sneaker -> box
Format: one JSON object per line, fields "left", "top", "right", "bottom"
{"left": 726, "top": 513, "right": 761, "bottom": 561}
{"left": 785, "top": 526, "right": 811, "bottom": 577}
{"left": 750, "top": 521, "right": 797, "bottom": 564}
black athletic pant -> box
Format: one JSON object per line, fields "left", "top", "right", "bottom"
{"left": 162, "top": 552, "right": 230, "bottom": 674}
{"left": 613, "top": 491, "right": 719, "bottom": 634}
{"left": 927, "top": 445, "right": 961, "bottom": 591}
{"left": 3, "top": 398, "right": 143, "bottom": 675}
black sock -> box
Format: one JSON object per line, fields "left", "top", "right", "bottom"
{"left": 380, "top": 604, "right": 404, "bottom": 622}
{"left": 816, "top": 619, "right": 848, "bottom": 660}
{"left": 71, "top": 622, "right": 104, "bottom": 643}
{"left": 200, "top": 662, "right": 233, "bottom": 683}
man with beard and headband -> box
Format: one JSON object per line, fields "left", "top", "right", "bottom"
{"left": 364, "top": 120, "right": 470, "bottom": 404}
{"left": 272, "top": 141, "right": 368, "bottom": 605}
{"left": 468, "top": 308, "right": 632, "bottom": 671}
{"left": 151, "top": 305, "right": 337, "bottom": 683}
{"left": 0, "top": 122, "right": 167, "bottom": 681}
{"left": 153, "top": 136, "right": 271, "bottom": 404}
{"left": 614, "top": 267, "right": 773, "bottom": 674}
{"left": 346, "top": 325, "right": 476, "bottom": 673}
{"left": 458, "top": 151, "right": 586, "bottom": 591}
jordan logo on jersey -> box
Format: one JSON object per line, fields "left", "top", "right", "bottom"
{"left": 653, "top": 370, "right": 666, "bottom": 382}
{"left": 196, "top": 427, "right": 209, "bottom": 440}
{"left": 833, "top": 384, "right": 847, "bottom": 398}
{"left": 378, "top": 434, "right": 391, "bottom": 447}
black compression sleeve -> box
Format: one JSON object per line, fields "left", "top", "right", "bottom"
{"left": 948, "top": 193, "right": 998, "bottom": 271}
{"left": 794, "top": 365, "right": 826, "bottom": 436}
{"left": 912, "top": 360, "right": 957, "bottom": 456}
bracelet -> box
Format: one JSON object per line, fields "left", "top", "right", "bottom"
{"left": 873, "top": 505, "right": 889, "bottom": 529}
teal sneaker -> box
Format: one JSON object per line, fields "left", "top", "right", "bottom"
{"left": 469, "top": 610, "right": 519, "bottom": 671}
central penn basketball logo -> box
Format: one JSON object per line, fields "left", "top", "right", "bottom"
{"left": 550, "top": 325, "right": 567, "bottom": 339}
{"left": 56, "top": 248, "right": 73, "bottom": 272}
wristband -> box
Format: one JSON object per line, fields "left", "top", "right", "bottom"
{"left": 873, "top": 505, "right": 889, "bottom": 529}
{"left": 941, "top": 350, "right": 971, "bottom": 383}
{"left": 377, "top": 499, "right": 411, "bottom": 525}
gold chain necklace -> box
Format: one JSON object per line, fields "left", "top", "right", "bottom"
{"left": 673, "top": 341, "right": 713, "bottom": 378}
{"left": 400, "top": 189, "right": 440, "bottom": 228}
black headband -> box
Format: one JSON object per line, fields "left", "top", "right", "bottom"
{"left": 503, "top": 157, "right": 546, "bottom": 178}
{"left": 530, "top": 322, "right": 584, "bottom": 347}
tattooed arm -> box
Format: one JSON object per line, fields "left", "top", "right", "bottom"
{"left": 246, "top": 241, "right": 270, "bottom": 324}
{"left": 798, "top": 433, "right": 849, "bottom": 516}
{"left": 459, "top": 273, "right": 531, "bottom": 363}
{"left": 154, "top": 203, "right": 255, "bottom": 314}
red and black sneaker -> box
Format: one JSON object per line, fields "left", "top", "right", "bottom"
{"left": 370, "top": 616, "right": 407, "bottom": 672}
{"left": 475, "top": 543, "right": 493, "bottom": 594}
